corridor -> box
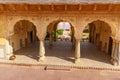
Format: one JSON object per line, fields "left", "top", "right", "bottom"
{"left": 1, "top": 40, "right": 120, "bottom": 69}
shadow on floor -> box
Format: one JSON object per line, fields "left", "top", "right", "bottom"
{"left": 14, "top": 41, "right": 111, "bottom": 65}
{"left": 45, "top": 40, "right": 75, "bottom": 63}
{"left": 80, "top": 42, "right": 111, "bottom": 64}
{"left": 14, "top": 41, "right": 40, "bottom": 61}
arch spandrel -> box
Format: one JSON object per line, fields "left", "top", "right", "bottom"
{"left": 7, "top": 16, "right": 40, "bottom": 38}
{"left": 39, "top": 16, "right": 77, "bottom": 40}
{"left": 79, "top": 17, "right": 117, "bottom": 38}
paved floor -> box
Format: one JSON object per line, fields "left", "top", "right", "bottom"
{"left": 1, "top": 40, "right": 120, "bottom": 69}
{"left": 0, "top": 64, "right": 120, "bottom": 80}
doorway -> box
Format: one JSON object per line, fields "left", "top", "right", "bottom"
{"left": 30, "top": 31, "right": 33, "bottom": 43}
{"left": 108, "top": 37, "right": 113, "bottom": 55}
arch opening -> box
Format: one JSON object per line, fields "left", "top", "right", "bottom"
{"left": 81, "top": 20, "right": 114, "bottom": 65}
{"left": 44, "top": 19, "right": 75, "bottom": 63}
{"left": 9, "top": 20, "right": 39, "bottom": 61}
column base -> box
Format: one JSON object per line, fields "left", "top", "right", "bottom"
{"left": 9, "top": 55, "right": 16, "bottom": 60}
{"left": 111, "top": 58, "right": 118, "bottom": 66}
{"left": 38, "top": 56, "right": 46, "bottom": 62}
{"left": 6, "top": 53, "right": 14, "bottom": 60}
{"left": 75, "top": 58, "right": 80, "bottom": 64}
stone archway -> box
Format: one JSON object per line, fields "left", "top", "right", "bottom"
{"left": 7, "top": 16, "right": 40, "bottom": 39}
{"left": 9, "top": 19, "right": 39, "bottom": 61}
{"left": 80, "top": 19, "right": 117, "bottom": 65}
{"left": 46, "top": 19, "right": 75, "bottom": 47}
{"left": 81, "top": 18, "right": 117, "bottom": 38}
{"left": 37, "top": 17, "right": 77, "bottom": 62}
{"left": 40, "top": 19, "right": 77, "bottom": 62}
{"left": 13, "top": 20, "right": 37, "bottom": 49}
{"left": 38, "top": 16, "right": 77, "bottom": 41}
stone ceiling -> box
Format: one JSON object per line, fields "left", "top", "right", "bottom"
{"left": 0, "top": 0, "right": 120, "bottom": 4}
{"left": 0, "top": 0, "right": 120, "bottom": 13}
{"left": 0, "top": 4, "right": 119, "bottom": 12}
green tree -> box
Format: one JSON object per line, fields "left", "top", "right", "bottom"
{"left": 56, "top": 29, "right": 63, "bottom": 35}
{"left": 52, "top": 29, "right": 63, "bottom": 39}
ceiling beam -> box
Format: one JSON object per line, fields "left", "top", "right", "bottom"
{"left": 79, "top": 5, "right": 82, "bottom": 11}
{"left": 65, "top": 5, "right": 67, "bottom": 11}
{"left": 12, "top": 5, "right": 16, "bottom": 11}
{"left": 93, "top": 4, "right": 97, "bottom": 11}
{"left": 108, "top": 4, "right": 112, "bottom": 11}
{"left": 0, "top": 4, "right": 4, "bottom": 11}
{"left": 10, "top": 5, "right": 16, "bottom": 11}
{"left": 24, "top": 4, "right": 28, "bottom": 11}
{"left": 38, "top": 5, "right": 41, "bottom": 10}
{"left": 51, "top": 5, "right": 54, "bottom": 11}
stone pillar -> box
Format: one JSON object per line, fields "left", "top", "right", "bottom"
{"left": 39, "top": 40, "right": 45, "bottom": 61}
{"left": 118, "top": 42, "right": 120, "bottom": 65}
{"left": 75, "top": 39, "right": 80, "bottom": 63}
{"left": 111, "top": 40, "right": 119, "bottom": 66}
{"left": 49, "top": 33, "right": 53, "bottom": 47}
{"left": 5, "top": 39, "right": 14, "bottom": 60}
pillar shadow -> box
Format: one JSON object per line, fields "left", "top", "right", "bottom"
{"left": 80, "top": 42, "right": 111, "bottom": 65}
{"left": 14, "top": 41, "right": 40, "bottom": 61}
{"left": 45, "top": 40, "right": 75, "bottom": 63}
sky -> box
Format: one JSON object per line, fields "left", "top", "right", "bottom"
{"left": 58, "top": 22, "right": 70, "bottom": 29}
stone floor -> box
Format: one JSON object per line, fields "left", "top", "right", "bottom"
{"left": 1, "top": 40, "right": 120, "bottom": 69}
{"left": 1, "top": 64, "right": 120, "bottom": 80}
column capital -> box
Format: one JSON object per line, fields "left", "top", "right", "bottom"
{"left": 37, "top": 32, "right": 46, "bottom": 41}
{"left": 75, "top": 39, "right": 81, "bottom": 41}
{"left": 112, "top": 38, "right": 120, "bottom": 44}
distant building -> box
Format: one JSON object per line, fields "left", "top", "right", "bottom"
{"left": 57, "top": 22, "right": 71, "bottom": 40}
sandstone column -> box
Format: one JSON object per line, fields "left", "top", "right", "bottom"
{"left": 118, "top": 42, "right": 120, "bottom": 65}
{"left": 75, "top": 39, "right": 80, "bottom": 63}
{"left": 5, "top": 39, "right": 14, "bottom": 59}
{"left": 39, "top": 40, "right": 45, "bottom": 61}
{"left": 37, "top": 19, "right": 47, "bottom": 62}
{"left": 111, "top": 40, "right": 116, "bottom": 65}
{"left": 111, "top": 40, "right": 119, "bottom": 66}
